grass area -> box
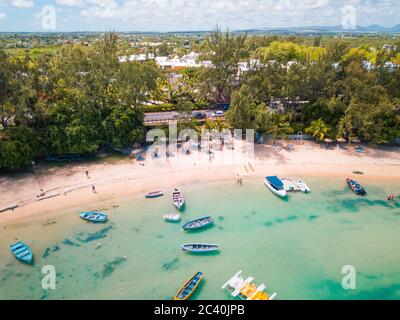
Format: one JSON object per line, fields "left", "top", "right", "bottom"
{"left": 4, "top": 45, "right": 62, "bottom": 58}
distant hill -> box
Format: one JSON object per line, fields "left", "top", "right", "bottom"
{"left": 255, "top": 24, "right": 400, "bottom": 34}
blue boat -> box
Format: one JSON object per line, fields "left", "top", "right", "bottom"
{"left": 264, "top": 176, "right": 287, "bottom": 198}
{"left": 173, "top": 271, "right": 204, "bottom": 300}
{"left": 182, "top": 216, "right": 214, "bottom": 231}
{"left": 346, "top": 178, "right": 366, "bottom": 195}
{"left": 10, "top": 242, "right": 33, "bottom": 263}
{"left": 181, "top": 243, "right": 219, "bottom": 253}
{"left": 79, "top": 212, "right": 108, "bottom": 223}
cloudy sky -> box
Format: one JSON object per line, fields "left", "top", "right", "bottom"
{"left": 0, "top": 0, "right": 399, "bottom": 32}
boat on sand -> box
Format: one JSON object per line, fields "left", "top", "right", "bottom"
{"left": 145, "top": 191, "right": 163, "bottom": 198}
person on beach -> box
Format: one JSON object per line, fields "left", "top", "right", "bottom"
{"left": 85, "top": 170, "right": 89, "bottom": 178}
{"left": 92, "top": 185, "right": 96, "bottom": 193}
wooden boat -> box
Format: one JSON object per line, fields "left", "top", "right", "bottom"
{"left": 296, "top": 180, "right": 311, "bottom": 193}
{"left": 264, "top": 176, "right": 287, "bottom": 198}
{"left": 353, "top": 170, "right": 364, "bottom": 175}
{"left": 10, "top": 242, "right": 33, "bottom": 264}
{"left": 182, "top": 216, "right": 214, "bottom": 231}
{"left": 173, "top": 271, "right": 204, "bottom": 300}
{"left": 79, "top": 212, "right": 108, "bottom": 223}
{"left": 346, "top": 178, "right": 366, "bottom": 195}
{"left": 181, "top": 243, "right": 219, "bottom": 253}
{"left": 163, "top": 214, "right": 181, "bottom": 222}
{"left": 145, "top": 190, "right": 163, "bottom": 198}
{"left": 172, "top": 188, "right": 185, "bottom": 210}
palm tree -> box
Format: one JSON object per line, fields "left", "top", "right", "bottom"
{"left": 305, "top": 118, "right": 330, "bottom": 141}
{"left": 268, "top": 113, "right": 294, "bottom": 144}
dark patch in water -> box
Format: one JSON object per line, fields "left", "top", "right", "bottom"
{"left": 328, "top": 198, "right": 399, "bottom": 213}
{"left": 264, "top": 222, "right": 274, "bottom": 228}
{"left": 218, "top": 216, "right": 224, "bottom": 221}
{"left": 308, "top": 215, "right": 318, "bottom": 221}
{"left": 156, "top": 234, "right": 164, "bottom": 239}
{"left": 42, "top": 245, "right": 61, "bottom": 258}
{"left": 287, "top": 215, "right": 298, "bottom": 221}
{"left": 62, "top": 239, "right": 81, "bottom": 247}
{"left": 218, "top": 226, "right": 224, "bottom": 230}
{"left": 76, "top": 225, "right": 114, "bottom": 243}
{"left": 95, "top": 257, "right": 126, "bottom": 278}
{"left": 317, "top": 279, "right": 400, "bottom": 300}
{"left": 162, "top": 256, "right": 179, "bottom": 271}
{"left": 251, "top": 211, "right": 256, "bottom": 215}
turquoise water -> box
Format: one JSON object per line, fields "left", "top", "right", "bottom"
{"left": 1, "top": 177, "right": 400, "bottom": 300}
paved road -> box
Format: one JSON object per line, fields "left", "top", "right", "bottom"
{"left": 144, "top": 109, "right": 224, "bottom": 123}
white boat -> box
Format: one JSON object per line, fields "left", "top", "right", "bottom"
{"left": 264, "top": 176, "right": 287, "bottom": 198}
{"left": 172, "top": 188, "right": 185, "bottom": 210}
{"left": 296, "top": 180, "right": 311, "bottom": 193}
{"left": 221, "top": 270, "right": 277, "bottom": 300}
{"left": 163, "top": 214, "right": 181, "bottom": 222}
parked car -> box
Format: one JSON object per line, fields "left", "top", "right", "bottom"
{"left": 192, "top": 112, "right": 207, "bottom": 119}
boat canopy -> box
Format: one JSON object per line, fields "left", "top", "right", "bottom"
{"left": 266, "top": 176, "right": 284, "bottom": 190}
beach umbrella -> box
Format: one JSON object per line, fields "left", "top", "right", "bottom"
{"left": 336, "top": 137, "right": 346, "bottom": 143}
{"left": 324, "top": 138, "right": 333, "bottom": 143}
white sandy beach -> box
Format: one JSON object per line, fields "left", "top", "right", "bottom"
{"left": 1, "top": 141, "right": 399, "bottom": 224}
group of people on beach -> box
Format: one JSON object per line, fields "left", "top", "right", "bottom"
{"left": 387, "top": 193, "right": 396, "bottom": 201}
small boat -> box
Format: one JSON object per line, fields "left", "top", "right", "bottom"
{"left": 346, "top": 178, "right": 366, "bottom": 195}
{"left": 222, "top": 270, "right": 277, "bottom": 300}
{"left": 353, "top": 170, "right": 364, "bottom": 175}
{"left": 172, "top": 188, "right": 185, "bottom": 210}
{"left": 182, "top": 216, "right": 214, "bottom": 231}
{"left": 181, "top": 243, "right": 219, "bottom": 253}
{"left": 79, "top": 211, "right": 108, "bottom": 223}
{"left": 173, "top": 271, "right": 204, "bottom": 300}
{"left": 163, "top": 214, "right": 181, "bottom": 222}
{"left": 297, "top": 180, "right": 311, "bottom": 193}
{"left": 10, "top": 242, "right": 33, "bottom": 264}
{"left": 264, "top": 176, "right": 287, "bottom": 198}
{"left": 145, "top": 190, "right": 163, "bottom": 198}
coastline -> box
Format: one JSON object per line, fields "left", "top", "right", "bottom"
{"left": 1, "top": 141, "right": 399, "bottom": 225}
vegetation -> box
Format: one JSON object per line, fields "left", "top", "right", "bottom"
{"left": 0, "top": 30, "right": 400, "bottom": 169}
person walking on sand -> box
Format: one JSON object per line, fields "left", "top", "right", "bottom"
{"left": 85, "top": 170, "right": 89, "bottom": 179}
{"left": 92, "top": 185, "right": 96, "bottom": 193}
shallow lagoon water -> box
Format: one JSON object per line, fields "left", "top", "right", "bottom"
{"left": 1, "top": 177, "right": 400, "bottom": 300}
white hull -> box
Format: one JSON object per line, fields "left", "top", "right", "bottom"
{"left": 296, "top": 180, "right": 311, "bottom": 193}
{"left": 163, "top": 214, "right": 181, "bottom": 222}
{"left": 264, "top": 180, "right": 287, "bottom": 198}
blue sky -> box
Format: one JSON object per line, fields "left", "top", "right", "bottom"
{"left": 0, "top": 0, "right": 399, "bottom": 32}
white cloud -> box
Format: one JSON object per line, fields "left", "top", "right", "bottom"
{"left": 0, "top": 11, "right": 6, "bottom": 18}
{"left": 11, "top": 0, "right": 34, "bottom": 8}
{"left": 56, "top": 0, "right": 83, "bottom": 6}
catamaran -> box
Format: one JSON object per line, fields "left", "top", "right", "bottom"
{"left": 264, "top": 176, "right": 287, "bottom": 198}
{"left": 222, "top": 270, "right": 277, "bottom": 300}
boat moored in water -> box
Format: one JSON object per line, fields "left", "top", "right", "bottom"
{"left": 222, "top": 270, "right": 277, "bottom": 300}
{"left": 79, "top": 212, "right": 108, "bottom": 223}
{"left": 296, "top": 180, "right": 311, "bottom": 193}
{"left": 346, "top": 178, "right": 366, "bottom": 195}
{"left": 172, "top": 188, "right": 185, "bottom": 210}
{"left": 145, "top": 190, "right": 164, "bottom": 198}
{"left": 10, "top": 242, "right": 33, "bottom": 264}
{"left": 173, "top": 271, "right": 204, "bottom": 300}
{"left": 264, "top": 176, "right": 287, "bottom": 198}
{"left": 182, "top": 216, "right": 214, "bottom": 231}
{"left": 163, "top": 214, "right": 181, "bottom": 222}
{"left": 181, "top": 243, "right": 219, "bottom": 253}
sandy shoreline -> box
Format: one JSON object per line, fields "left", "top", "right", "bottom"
{"left": 1, "top": 141, "right": 399, "bottom": 224}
